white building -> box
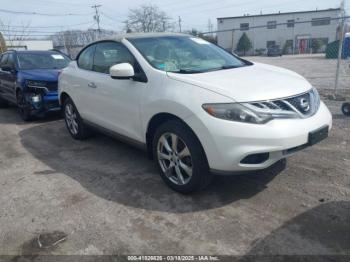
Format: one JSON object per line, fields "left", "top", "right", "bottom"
{"left": 217, "top": 8, "right": 341, "bottom": 55}
{"left": 5, "top": 40, "right": 53, "bottom": 51}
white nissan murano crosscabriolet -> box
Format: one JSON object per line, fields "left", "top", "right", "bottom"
{"left": 59, "top": 33, "right": 332, "bottom": 193}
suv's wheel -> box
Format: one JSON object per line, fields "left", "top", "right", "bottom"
{"left": 16, "top": 90, "right": 32, "bottom": 121}
{"left": 63, "top": 97, "right": 92, "bottom": 140}
{"left": 342, "top": 102, "right": 350, "bottom": 116}
{"left": 153, "top": 120, "right": 212, "bottom": 193}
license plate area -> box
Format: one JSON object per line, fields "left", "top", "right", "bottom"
{"left": 308, "top": 126, "right": 329, "bottom": 146}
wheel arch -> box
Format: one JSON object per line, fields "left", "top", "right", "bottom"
{"left": 145, "top": 112, "right": 208, "bottom": 163}
{"left": 59, "top": 92, "right": 70, "bottom": 106}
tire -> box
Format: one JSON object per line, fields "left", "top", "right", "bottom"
{"left": 16, "top": 90, "right": 32, "bottom": 121}
{"left": 0, "top": 96, "right": 8, "bottom": 108}
{"left": 63, "top": 97, "right": 92, "bottom": 140}
{"left": 152, "top": 120, "right": 212, "bottom": 194}
{"left": 342, "top": 103, "right": 350, "bottom": 116}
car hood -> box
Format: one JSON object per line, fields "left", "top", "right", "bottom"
{"left": 18, "top": 69, "right": 61, "bottom": 82}
{"left": 167, "top": 62, "right": 312, "bottom": 102}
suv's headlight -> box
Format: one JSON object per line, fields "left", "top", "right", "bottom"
{"left": 202, "top": 102, "right": 299, "bottom": 124}
{"left": 26, "top": 80, "right": 47, "bottom": 88}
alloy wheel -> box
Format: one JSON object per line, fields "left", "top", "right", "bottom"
{"left": 65, "top": 103, "right": 79, "bottom": 135}
{"left": 157, "top": 133, "right": 193, "bottom": 185}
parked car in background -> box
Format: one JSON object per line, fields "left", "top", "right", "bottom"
{"left": 59, "top": 33, "right": 332, "bottom": 193}
{"left": 267, "top": 46, "right": 282, "bottom": 57}
{"left": 0, "top": 50, "right": 71, "bottom": 120}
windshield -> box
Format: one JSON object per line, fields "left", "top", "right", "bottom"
{"left": 128, "top": 36, "right": 248, "bottom": 73}
{"left": 17, "top": 53, "right": 71, "bottom": 70}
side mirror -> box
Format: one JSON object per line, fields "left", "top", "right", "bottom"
{"left": 110, "top": 63, "right": 135, "bottom": 80}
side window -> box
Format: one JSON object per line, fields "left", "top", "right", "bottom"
{"left": 93, "top": 42, "right": 135, "bottom": 74}
{"left": 0, "top": 54, "right": 8, "bottom": 68}
{"left": 77, "top": 45, "right": 96, "bottom": 71}
{"left": 7, "top": 53, "right": 15, "bottom": 69}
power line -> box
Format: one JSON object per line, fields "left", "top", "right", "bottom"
{"left": 0, "top": 8, "right": 93, "bottom": 16}
{"left": 0, "top": 26, "right": 97, "bottom": 34}
{"left": 0, "top": 21, "right": 95, "bottom": 29}
{"left": 17, "top": 0, "right": 88, "bottom": 7}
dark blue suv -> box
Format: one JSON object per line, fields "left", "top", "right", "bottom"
{"left": 0, "top": 50, "right": 71, "bottom": 120}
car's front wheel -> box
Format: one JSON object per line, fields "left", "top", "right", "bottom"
{"left": 63, "top": 97, "right": 91, "bottom": 140}
{"left": 16, "top": 90, "right": 32, "bottom": 121}
{"left": 153, "top": 120, "right": 212, "bottom": 194}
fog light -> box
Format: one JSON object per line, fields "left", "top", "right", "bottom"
{"left": 31, "top": 95, "right": 41, "bottom": 103}
{"left": 240, "top": 153, "right": 270, "bottom": 164}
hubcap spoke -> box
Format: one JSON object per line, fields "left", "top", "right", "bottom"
{"left": 161, "top": 136, "right": 172, "bottom": 153}
{"left": 158, "top": 152, "right": 171, "bottom": 160}
{"left": 171, "top": 134, "right": 178, "bottom": 152}
{"left": 179, "top": 161, "right": 193, "bottom": 177}
{"left": 175, "top": 165, "right": 185, "bottom": 185}
{"left": 178, "top": 147, "right": 190, "bottom": 159}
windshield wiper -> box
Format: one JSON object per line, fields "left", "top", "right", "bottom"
{"left": 168, "top": 65, "right": 244, "bottom": 74}
{"left": 221, "top": 65, "right": 243, "bottom": 69}
{"left": 168, "top": 69, "right": 204, "bottom": 74}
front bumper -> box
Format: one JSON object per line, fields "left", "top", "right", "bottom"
{"left": 186, "top": 101, "right": 332, "bottom": 173}
{"left": 29, "top": 92, "right": 61, "bottom": 114}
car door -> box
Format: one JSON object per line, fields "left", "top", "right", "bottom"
{"left": 69, "top": 44, "right": 97, "bottom": 121}
{"left": 0, "top": 53, "right": 17, "bottom": 103}
{"left": 87, "top": 41, "right": 148, "bottom": 142}
{"left": 0, "top": 53, "right": 10, "bottom": 101}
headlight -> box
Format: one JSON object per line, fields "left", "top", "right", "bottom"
{"left": 26, "top": 80, "right": 47, "bottom": 88}
{"left": 202, "top": 102, "right": 299, "bottom": 124}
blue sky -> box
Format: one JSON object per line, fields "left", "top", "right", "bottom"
{"left": 0, "top": 0, "right": 347, "bottom": 36}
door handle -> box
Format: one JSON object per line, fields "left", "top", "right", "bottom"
{"left": 88, "top": 82, "right": 97, "bottom": 88}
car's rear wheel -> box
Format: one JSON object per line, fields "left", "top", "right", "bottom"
{"left": 342, "top": 102, "right": 350, "bottom": 116}
{"left": 153, "top": 120, "right": 212, "bottom": 194}
{"left": 16, "top": 90, "right": 32, "bottom": 121}
{"left": 63, "top": 97, "right": 91, "bottom": 140}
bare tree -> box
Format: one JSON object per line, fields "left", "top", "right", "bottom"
{"left": 124, "top": 4, "right": 173, "bottom": 33}
{"left": 0, "top": 20, "right": 31, "bottom": 48}
{"left": 0, "top": 33, "right": 6, "bottom": 53}
{"left": 50, "top": 29, "right": 118, "bottom": 58}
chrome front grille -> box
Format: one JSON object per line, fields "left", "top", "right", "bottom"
{"left": 248, "top": 88, "right": 320, "bottom": 118}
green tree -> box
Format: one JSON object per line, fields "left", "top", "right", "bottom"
{"left": 282, "top": 40, "right": 293, "bottom": 54}
{"left": 236, "top": 33, "right": 252, "bottom": 56}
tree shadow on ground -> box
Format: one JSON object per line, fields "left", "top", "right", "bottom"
{"left": 240, "top": 201, "right": 350, "bottom": 262}
{"left": 19, "top": 120, "right": 286, "bottom": 213}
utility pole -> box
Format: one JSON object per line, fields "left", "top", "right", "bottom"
{"left": 207, "top": 19, "right": 213, "bottom": 36}
{"left": 91, "top": 4, "right": 102, "bottom": 36}
{"left": 178, "top": 16, "right": 182, "bottom": 33}
{"left": 334, "top": 0, "right": 346, "bottom": 96}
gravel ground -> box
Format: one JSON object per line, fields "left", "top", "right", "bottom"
{"left": 0, "top": 55, "right": 349, "bottom": 261}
